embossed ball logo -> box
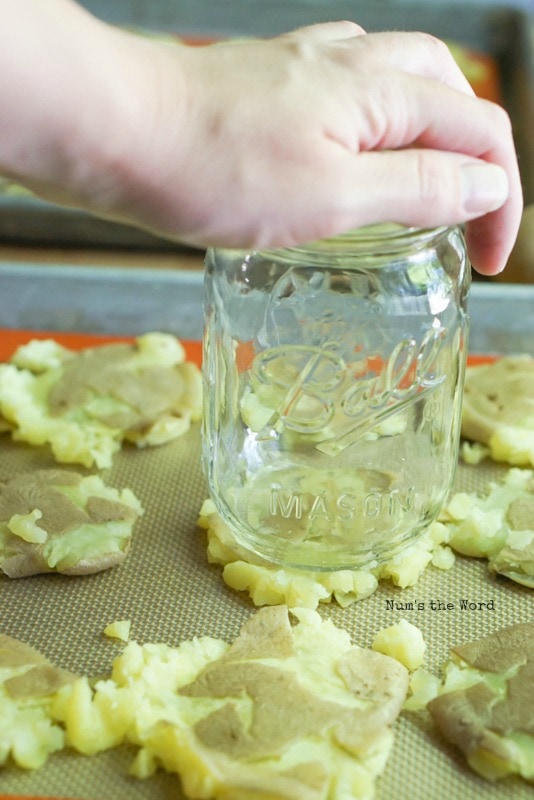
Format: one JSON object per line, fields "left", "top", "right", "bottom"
{"left": 251, "top": 326, "right": 447, "bottom": 452}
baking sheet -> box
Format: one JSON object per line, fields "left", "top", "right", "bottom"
{"left": 0, "top": 1, "right": 532, "bottom": 247}
{"left": 0, "top": 331, "right": 532, "bottom": 800}
{"left": 0, "top": 263, "right": 533, "bottom": 355}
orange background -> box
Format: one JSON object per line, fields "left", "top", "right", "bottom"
{"left": 0, "top": 330, "right": 495, "bottom": 367}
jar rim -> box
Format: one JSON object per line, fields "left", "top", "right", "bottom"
{"left": 243, "top": 223, "right": 454, "bottom": 266}
{"left": 281, "top": 223, "right": 449, "bottom": 253}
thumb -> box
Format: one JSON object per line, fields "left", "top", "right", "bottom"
{"left": 345, "top": 149, "right": 509, "bottom": 227}
{"left": 334, "top": 149, "right": 512, "bottom": 274}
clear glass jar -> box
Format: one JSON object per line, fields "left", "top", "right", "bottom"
{"left": 202, "top": 225, "right": 470, "bottom": 571}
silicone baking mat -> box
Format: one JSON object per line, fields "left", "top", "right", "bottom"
{"left": 0, "top": 332, "right": 531, "bottom": 800}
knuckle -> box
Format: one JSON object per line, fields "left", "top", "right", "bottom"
{"left": 335, "top": 20, "right": 366, "bottom": 36}
{"left": 487, "top": 101, "right": 512, "bottom": 134}
{"left": 413, "top": 31, "right": 449, "bottom": 56}
{"left": 412, "top": 152, "right": 451, "bottom": 209}
{"left": 418, "top": 31, "right": 444, "bottom": 47}
{"left": 412, "top": 31, "right": 462, "bottom": 74}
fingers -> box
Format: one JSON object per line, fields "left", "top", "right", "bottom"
{"left": 308, "top": 148, "right": 515, "bottom": 275}
{"left": 464, "top": 207, "right": 518, "bottom": 276}
{"left": 352, "top": 31, "right": 475, "bottom": 96}
{"left": 345, "top": 71, "right": 522, "bottom": 274}
{"left": 129, "top": 21, "right": 522, "bottom": 275}
{"left": 286, "top": 26, "right": 472, "bottom": 96}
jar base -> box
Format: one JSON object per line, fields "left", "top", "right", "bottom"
{"left": 221, "top": 518, "right": 431, "bottom": 573}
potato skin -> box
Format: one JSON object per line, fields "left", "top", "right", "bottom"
{"left": 428, "top": 622, "right": 534, "bottom": 783}
{"left": 0, "top": 470, "right": 142, "bottom": 578}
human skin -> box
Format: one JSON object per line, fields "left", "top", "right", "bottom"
{"left": 0, "top": 1, "right": 523, "bottom": 274}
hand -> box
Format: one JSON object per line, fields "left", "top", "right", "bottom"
{"left": 123, "top": 21, "right": 521, "bottom": 274}
{"left": 0, "top": 10, "right": 522, "bottom": 275}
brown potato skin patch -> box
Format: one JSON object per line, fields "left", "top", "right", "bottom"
{"left": 47, "top": 342, "right": 194, "bottom": 431}
{"left": 179, "top": 606, "right": 409, "bottom": 761}
{"left": 0, "top": 633, "right": 79, "bottom": 699}
{"left": 0, "top": 470, "right": 84, "bottom": 535}
{"left": 6, "top": 663, "right": 79, "bottom": 699}
{"left": 452, "top": 621, "right": 534, "bottom": 673}
{"left": 428, "top": 621, "right": 534, "bottom": 775}
{"left": 0, "top": 634, "right": 49, "bottom": 668}
{"left": 0, "top": 469, "right": 140, "bottom": 578}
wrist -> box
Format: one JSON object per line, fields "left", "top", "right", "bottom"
{"left": 0, "top": 1, "right": 173, "bottom": 218}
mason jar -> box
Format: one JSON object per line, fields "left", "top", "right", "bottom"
{"left": 202, "top": 225, "right": 470, "bottom": 571}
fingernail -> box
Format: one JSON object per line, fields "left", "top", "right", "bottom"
{"left": 461, "top": 163, "right": 509, "bottom": 214}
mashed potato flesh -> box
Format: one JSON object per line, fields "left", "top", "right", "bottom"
{"left": 0, "top": 333, "right": 202, "bottom": 468}
{"left": 1, "top": 608, "right": 410, "bottom": 800}
{"left": 198, "top": 500, "right": 454, "bottom": 609}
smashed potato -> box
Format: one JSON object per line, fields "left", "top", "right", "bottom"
{"left": 104, "top": 620, "right": 132, "bottom": 642}
{"left": 0, "top": 633, "right": 78, "bottom": 769}
{"left": 372, "top": 619, "right": 426, "bottom": 671}
{"left": 428, "top": 621, "right": 534, "bottom": 783}
{"left": 440, "top": 468, "right": 534, "bottom": 587}
{"left": 123, "top": 606, "right": 409, "bottom": 799}
{"left": 0, "top": 469, "right": 143, "bottom": 577}
{"left": 3, "top": 607, "right": 409, "bottom": 800}
{"left": 0, "top": 332, "right": 202, "bottom": 468}
{"left": 198, "top": 499, "right": 455, "bottom": 609}
{"left": 461, "top": 356, "right": 534, "bottom": 467}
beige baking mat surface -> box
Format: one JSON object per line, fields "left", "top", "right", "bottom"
{"left": 0, "top": 427, "right": 532, "bottom": 800}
